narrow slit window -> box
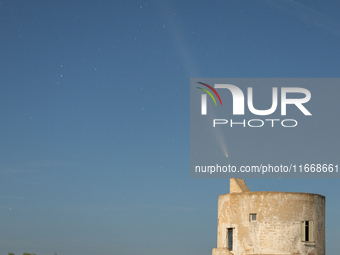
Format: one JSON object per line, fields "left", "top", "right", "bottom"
{"left": 301, "top": 221, "right": 314, "bottom": 242}
{"left": 227, "top": 228, "right": 233, "bottom": 251}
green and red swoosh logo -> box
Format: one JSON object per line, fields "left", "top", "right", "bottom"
{"left": 196, "top": 82, "right": 222, "bottom": 106}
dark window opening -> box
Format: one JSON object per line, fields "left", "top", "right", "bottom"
{"left": 250, "top": 213, "right": 257, "bottom": 222}
{"left": 301, "top": 221, "right": 313, "bottom": 242}
{"left": 227, "top": 228, "right": 233, "bottom": 251}
{"left": 305, "top": 221, "right": 309, "bottom": 241}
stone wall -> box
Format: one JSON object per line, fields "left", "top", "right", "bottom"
{"left": 211, "top": 179, "right": 325, "bottom": 255}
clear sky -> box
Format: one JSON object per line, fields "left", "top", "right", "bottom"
{"left": 0, "top": 1, "right": 339, "bottom": 255}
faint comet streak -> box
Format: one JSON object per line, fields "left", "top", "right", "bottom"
{"left": 215, "top": 125, "right": 229, "bottom": 158}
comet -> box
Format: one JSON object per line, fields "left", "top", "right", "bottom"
{"left": 214, "top": 125, "right": 229, "bottom": 158}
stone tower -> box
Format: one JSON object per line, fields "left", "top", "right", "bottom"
{"left": 212, "top": 178, "right": 325, "bottom": 255}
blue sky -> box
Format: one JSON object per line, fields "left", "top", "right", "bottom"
{"left": 0, "top": 0, "right": 339, "bottom": 254}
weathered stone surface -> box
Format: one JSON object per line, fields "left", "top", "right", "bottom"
{"left": 211, "top": 179, "right": 325, "bottom": 255}
{"left": 230, "top": 178, "right": 250, "bottom": 193}
{"left": 212, "top": 248, "right": 232, "bottom": 255}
